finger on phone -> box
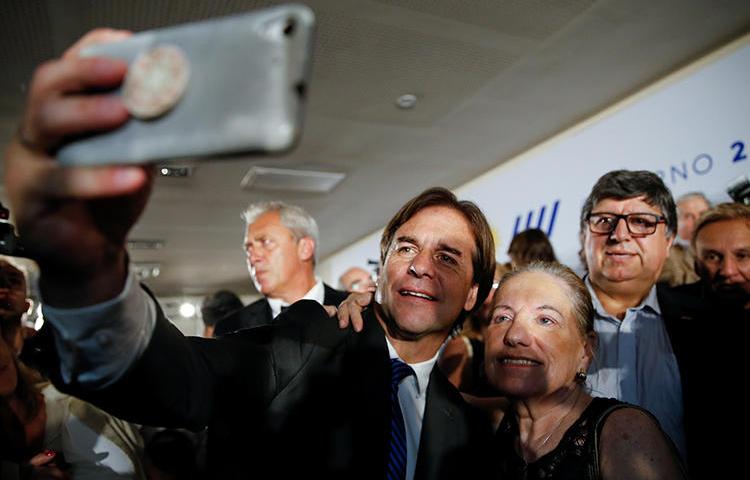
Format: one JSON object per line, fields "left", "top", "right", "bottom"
{"left": 63, "top": 28, "right": 132, "bottom": 59}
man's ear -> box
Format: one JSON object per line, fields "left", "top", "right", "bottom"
{"left": 297, "top": 237, "right": 315, "bottom": 262}
{"left": 463, "top": 283, "right": 479, "bottom": 311}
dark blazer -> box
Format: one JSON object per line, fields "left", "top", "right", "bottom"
{"left": 213, "top": 283, "right": 348, "bottom": 336}
{"left": 45, "top": 297, "right": 494, "bottom": 479}
{"left": 657, "top": 281, "right": 746, "bottom": 477}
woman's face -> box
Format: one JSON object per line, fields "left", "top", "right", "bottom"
{"left": 485, "top": 271, "right": 592, "bottom": 399}
{"left": 0, "top": 330, "right": 18, "bottom": 396}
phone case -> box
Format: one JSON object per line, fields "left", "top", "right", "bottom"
{"left": 57, "top": 4, "right": 315, "bottom": 165}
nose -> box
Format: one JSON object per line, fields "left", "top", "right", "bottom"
{"left": 609, "top": 216, "right": 632, "bottom": 241}
{"left": 719, "top": 256, "right": 741, "bottom": 281}
{"left": 408, "top": 250, "right": 435, "bottom": 278}
{"left": 503, "top": 317, "right": 531, "bottom": 347}
{"left": 247, "top": 246, "right": 263, "bottom": 266}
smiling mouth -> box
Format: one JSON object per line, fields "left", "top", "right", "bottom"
{"left": 399, "top": 290, "right": 436, "bottom": 301}
{"left": 498, "top": 356, "right": 542, "bottom": 366}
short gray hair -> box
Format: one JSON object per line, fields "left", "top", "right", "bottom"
{"left": 242, "top": 201, "right": 319, "bottom": 263}
{"left": 676, "top": 191, "right": 711, "bottom": 209}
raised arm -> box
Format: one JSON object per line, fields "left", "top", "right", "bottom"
{"left": 599, "top": 407, "right": 686, "bottom": 480}
{"left": 6, "top": 28, "right": 150, "bottom": 307}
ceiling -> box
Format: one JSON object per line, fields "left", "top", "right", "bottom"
{"left": 1, "top": 0, "right": 749, "bottom": 297}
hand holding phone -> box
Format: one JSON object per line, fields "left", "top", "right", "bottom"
{"left": 57, "top": 4, "right": 315, "bottom": 166}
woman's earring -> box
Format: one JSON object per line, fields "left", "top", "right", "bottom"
{"left": 575, "top": 370, "right": 587, "bottom": 383}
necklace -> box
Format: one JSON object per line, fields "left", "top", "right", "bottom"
{"left": 530, "top": 388, "right": 583, "bottom": 451}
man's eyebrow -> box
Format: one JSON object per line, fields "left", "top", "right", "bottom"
{"left": 396, "top": 235, "right": 418, "bottom": 245}
{"left": 437, "top": 243, "right": 463, "bottom": 257}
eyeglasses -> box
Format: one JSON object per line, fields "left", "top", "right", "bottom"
{"left": 587, "top": 212, "right": 666, "bottom": 236}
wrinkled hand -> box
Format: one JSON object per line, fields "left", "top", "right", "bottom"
{"left": 336, "top": 291, "right": 374, "bottom": 332}
{"left": 4, "top": 29, "right": 152, "bottom": 307}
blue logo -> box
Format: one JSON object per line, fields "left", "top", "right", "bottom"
{"left": 513, "top": 199, "right": 560, "bottom": 237}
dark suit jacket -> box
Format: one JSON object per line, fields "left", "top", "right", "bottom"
{"left": 213, "top": 283, "right": 348, "bottom": 336}
{"left": 44, "top": 297, "right": 494, "bottom": 479}
{"left": 657, "top": 281, "right": 747, "bottom": 477}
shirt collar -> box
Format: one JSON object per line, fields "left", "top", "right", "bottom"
{"left": 584, "top": 274, "right": 661, "bottom": 318}
{"left": 384, "top": 337, "right": 443, "bottom": 394}
{"left": 267, "top": 277, "right": 325, "bottom": 318}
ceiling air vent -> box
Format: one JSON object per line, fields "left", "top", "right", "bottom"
{"left": 240, "top": 166, "right": 345, "bottom": 193}
{"left": 127, "top": 239, "right": 165, "bottom": 250}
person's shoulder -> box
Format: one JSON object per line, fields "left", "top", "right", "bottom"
{"left": 214, "top": 298, "right": 270, "bottom": 335}
{"left": 657, "top": 281, "right": 708, "bottom": 318}
{"left": 274, "top": 299, "right": 348, "bottom": 343}
{"left": 599, "top": 405, "right": 686, "bottom": 479}
{"left": 243, "top": 296, "right": 271, "bottom": 315}
{"left": 323, "top": 283, "right": 349, "bottom": 306}
{"left": 668, "top": 280, "right": 703, "bottom": 297}
{"left": 429, "top": 366, "right": 493, "bottom": 426}
{"left": 600, "top": 404, "right": 660, "bottom": 436}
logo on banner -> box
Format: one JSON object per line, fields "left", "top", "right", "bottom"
{"left": 512, "top": 200, "right": 560, "bottom": 237}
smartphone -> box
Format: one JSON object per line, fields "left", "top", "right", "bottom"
{"left": 57, "top": 4, "right": 315, "bottom": 166}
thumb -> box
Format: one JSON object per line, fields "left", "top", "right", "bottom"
{"left": 28, "top": 450, "right": 57, "bottom": 467}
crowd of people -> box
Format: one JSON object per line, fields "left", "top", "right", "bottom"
{"left": 2, "top": 28, "right": 746, "bottom": 479}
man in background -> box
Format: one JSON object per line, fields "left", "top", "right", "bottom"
{"left": 214, "top": 201, "right": 347, "bottom": 336}
{"left": 338, "top": 266, "right": 376, "bottom": 293}
{"left": 659, "top": 192, "right": 710, "bottom": 286}
{"left": 660, "top": 202, "right": 750, "bottom": 476}
{"left": 200, "top": 290, "right": 243, "bottom": 338}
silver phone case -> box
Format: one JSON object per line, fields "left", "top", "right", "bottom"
{"left": 58, "top": 4, "right": 314, "bottom": 165}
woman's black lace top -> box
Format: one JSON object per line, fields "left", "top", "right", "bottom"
{"left": 494, "top": 397, "right": 626, "bottom": 480}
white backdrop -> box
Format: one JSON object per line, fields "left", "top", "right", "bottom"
{"left": 320, "top": 34, "right": 750, "bottom": 284}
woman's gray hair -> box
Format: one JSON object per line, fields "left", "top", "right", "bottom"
{"left": 242, "top": 201, "right": 319, "bottom": 263}
{"left": 496, "top": 261, "right": 594, "bottom": 337}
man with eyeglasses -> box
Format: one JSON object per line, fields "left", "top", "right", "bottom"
{"left": 580, "top": 170, "right": 686, "bottom": 459}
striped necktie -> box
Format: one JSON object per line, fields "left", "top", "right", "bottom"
{"left": 387, "top": 358, "right": 415, "bottom": 480}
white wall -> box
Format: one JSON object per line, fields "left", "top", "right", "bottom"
{"left": 321, "top": 33, "right": 750, "bottom": 282}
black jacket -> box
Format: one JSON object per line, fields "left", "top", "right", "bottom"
{"left": 657, "top": 281, "right": 747, "bottom": 477}
{"left": 41, "top": 296, "right": 494, "bottom": 479}
{"left": 213, "top": 283, "right": 348, "bottom": 336}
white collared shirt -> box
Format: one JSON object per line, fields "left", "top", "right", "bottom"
{"left": 584, "top": 276, "right": 686, "bottom": 459}
{"left": 267, "top": 277, "right": 325, "bottom": 318}
{"left": 385, "top": 339, "right": 440, "bottom": 480}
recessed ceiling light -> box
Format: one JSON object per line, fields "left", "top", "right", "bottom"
{"left": 179, "top": 302, "right": 196, "bottom": 318}
{"left": 133, "top": 262, "right": 161, "bottom": 280}
{"left": 396, "top": 93, "right": 417, "bottom": 109}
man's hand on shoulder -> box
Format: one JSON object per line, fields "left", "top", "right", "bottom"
{"left": 334, "top": 291, "right": 374, "bottom": 332}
